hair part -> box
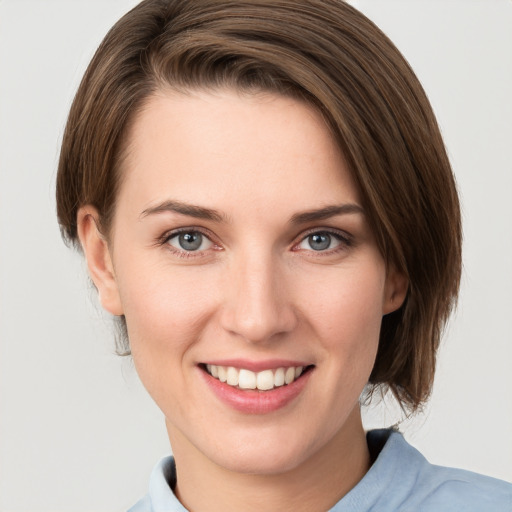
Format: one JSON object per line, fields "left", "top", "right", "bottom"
{"left": 56, "top": 0, "right": 462, "bottom": 412}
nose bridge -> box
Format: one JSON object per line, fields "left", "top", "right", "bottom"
{"left": 221, "top": 247, "right": 296, "bottom": 343}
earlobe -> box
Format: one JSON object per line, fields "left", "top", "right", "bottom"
{"left": 383, "top": 266, "right": 408, "bottom": 315}
{"left": 77, "top": 206, "right": 124, "bottom": 316}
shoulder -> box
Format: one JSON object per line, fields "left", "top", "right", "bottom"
{"left": 413, "top": 464, "right": 512, "bottom": 510}
{"left": 365, "top": 429, "right": 512, "bottom": 512}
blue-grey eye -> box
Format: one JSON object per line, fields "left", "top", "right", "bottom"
{"left": 308, "top": 233, "right": 331, "bottom": 251}
{"left": 168, "top": 231, "right": 212, "bottom": 252}
{"left": 298, "top": 232, "right": 341, "bottom": 251}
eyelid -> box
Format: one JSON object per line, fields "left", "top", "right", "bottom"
{"left": 158, "top": 226, "right": 221, "bottom": 257}
{"left": 168, "top": 231, "right": 213, "bottom": 252}
{"left": 292, "top": 227, "right": 353, "bottom": 252}
{"left": 156, "top": 225, "right": 353, "bottom": 257}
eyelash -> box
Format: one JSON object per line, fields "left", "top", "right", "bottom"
{"left": 157, "top": 227, "right": 353, "bottom": 259}
{"left": 293, "top": 228, "right": 353, "bottom": 255}
{"left": 158, "top": 227, "right": 219, "bottom": 259}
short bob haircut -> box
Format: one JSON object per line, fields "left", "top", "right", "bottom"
{"left": 56, "top": 0, "right": 462, "bottom": 412}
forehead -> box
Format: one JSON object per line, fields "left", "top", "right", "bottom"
{"left": 118, "top": 88, "right": 360, "bottom": 217}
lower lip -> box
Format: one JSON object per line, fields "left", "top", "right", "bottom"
{"left": 200, "top": 367, "right": 312, "bottom": 414}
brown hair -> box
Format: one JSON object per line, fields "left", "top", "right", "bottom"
{"left": 56, "top": 0, "right": 462, "bottom": 412}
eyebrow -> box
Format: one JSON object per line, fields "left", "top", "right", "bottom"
{"left": 140, "top": 200, "right": 227, "bottom": 222}
{"left": 290, "top": 203, "right": 364, "bottom": 225}
{"left": 140, "top": 199, "right": 363, "bottom": 224}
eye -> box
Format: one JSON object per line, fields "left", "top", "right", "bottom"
{"left": 296, "top": 231, "right": 349, "bottom": 252}
{"left": 166, "top": 230, "right": 213, "bottom": 252}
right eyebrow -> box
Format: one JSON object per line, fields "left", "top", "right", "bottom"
{"left": 139, "top": 199, "right": 227, "bottom": 223}
{"left": 289, "top": 203, "right": 364, "bottom": 225}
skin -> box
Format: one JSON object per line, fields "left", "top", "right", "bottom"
{"left": 78, "top": 89, "right": 407, "bottom": 512}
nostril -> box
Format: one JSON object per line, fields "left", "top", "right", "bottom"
{"left": 220, "top": 302, "right": 299, "bottom": 344}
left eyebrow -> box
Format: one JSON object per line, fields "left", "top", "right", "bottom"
{"left": 289, "top": 204, "right": 364, "bottom": 225}
{"left": 139, "top": 199, "right": 227, "bottom": 223}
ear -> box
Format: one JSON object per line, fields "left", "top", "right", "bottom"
{"left": 77, "top": 206, "right": 124, "bottom": 316}
{"left": 382, "top": 265, "right": 408, "bottom": 315}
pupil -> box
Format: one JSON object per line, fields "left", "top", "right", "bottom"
{"left": 179, "top": 232, "right": 202, "bottom": 251}
{"left": 309, "top": 233, "right": 330, "bottom": 251}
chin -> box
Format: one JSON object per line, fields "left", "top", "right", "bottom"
{"left": 203, "top": 425, "right": 327, "bottom": 476}
{"left": 214, "top": 445, "right": 309, "bottom": 476}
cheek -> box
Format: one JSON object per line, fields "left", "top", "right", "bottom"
{"left": 116, "top": 258, "right": 219, "bottom": 355}
{"left": 116, "top": 259, "right": 222, "bottom": 416}
{"left": 301, "top": 265, "right": 385, "bottom": 338}
{"left": 297, "top": 263, "right": 385, "bottom": 377}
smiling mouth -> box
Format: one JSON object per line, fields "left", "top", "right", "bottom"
{"left": 201, "top": 364, "right": 314, "bottom": 391}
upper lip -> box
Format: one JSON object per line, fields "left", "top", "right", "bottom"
{"left": 200, "top": 358, "right": 312, "bottom": 372}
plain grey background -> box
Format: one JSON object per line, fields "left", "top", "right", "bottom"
{"left": 0, "top": 1, "right": 511, "bottom": 510}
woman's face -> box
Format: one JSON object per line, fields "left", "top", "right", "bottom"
{"left": 83, "top": 89, "right": 404, "bottom": 474}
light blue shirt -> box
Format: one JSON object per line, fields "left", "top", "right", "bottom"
{"left": 128, "top": 429, "right": 512, "bottom": 511}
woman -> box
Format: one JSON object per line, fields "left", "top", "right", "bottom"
{"left": 56, "top": 1, "right": 511, "bottom": 510}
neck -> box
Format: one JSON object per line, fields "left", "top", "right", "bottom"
{"left": 167, "top": 407, "right": 370, "bottom": 512}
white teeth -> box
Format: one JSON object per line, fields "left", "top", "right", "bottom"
{"left": 206, "top": 364, "right": 307, "bottom": 391}
{"left": 226, "top": 366, "right": 239, "bottom": 386}
{"left": 274, "top": 367, "right": 285, "bottom": 387}
{"left": 238, "top": 369, "right": 257, "bottom": 389}
{"left": 284, "top": 366, "right": 295, "bottom": 385}
{"left": 217, "top": 366, "right": 227, "bottom": 383}
{"left": 256, "top": 369, "right": 274, "bottom": 391}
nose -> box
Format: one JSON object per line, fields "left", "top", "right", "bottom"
{"left": 219, "top": 252, "right": 298, "bottom": 344}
